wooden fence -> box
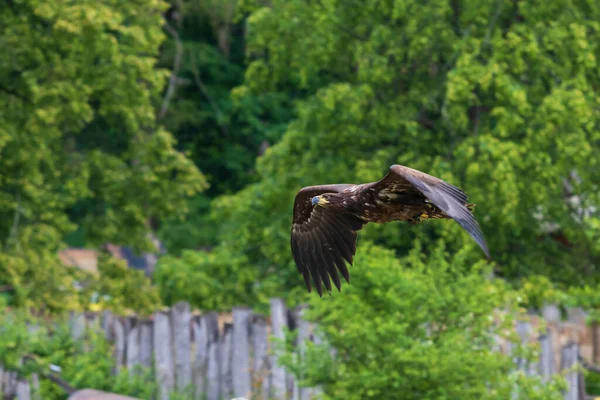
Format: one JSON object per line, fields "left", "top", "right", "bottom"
{"left": 1, "top": 300, "right": 599, "bottom": 400}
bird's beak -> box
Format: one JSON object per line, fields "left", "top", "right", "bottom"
{"left": 318, "top": 197, "right": 329, "bottom": 206}
{"left": 311, "top": 196, "right": 329, "bottom": 207}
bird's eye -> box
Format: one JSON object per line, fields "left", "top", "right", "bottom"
{"left": 311, "top": 196, "right": 319, "bottom": 206}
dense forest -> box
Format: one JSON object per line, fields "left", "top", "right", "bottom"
{"left": 1, "top": 0, "right": 600, "bottom": 398}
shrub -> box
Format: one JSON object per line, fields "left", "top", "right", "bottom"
{"left": 277, "top": 242, "right": 566, "bottom": 400}
{"left": 0, "top": 305, "right": 157, "bottom": 399}
{"left": 79, "top": 254, "right": 162, "bottom": 317}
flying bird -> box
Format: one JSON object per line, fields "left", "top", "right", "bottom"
{"left": 290, "top": 164, "right": 490, "bottom": 296}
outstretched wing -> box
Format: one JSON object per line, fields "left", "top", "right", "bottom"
{"left": 369, "top": 164, "right": 490, "bottom": 259}
{"left": 291, "top": 184, "right": 365, "bottom": 296}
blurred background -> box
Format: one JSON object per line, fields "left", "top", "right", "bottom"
{"left": 1, "top": 0, "right": 600, "bottom": 399}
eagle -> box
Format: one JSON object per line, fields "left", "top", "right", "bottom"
{"left": 290, "top": 164, "right": 490, "bottom": 296}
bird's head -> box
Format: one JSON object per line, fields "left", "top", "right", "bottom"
{"left": 311, "top": 195, "right": 329, "bottom": 207}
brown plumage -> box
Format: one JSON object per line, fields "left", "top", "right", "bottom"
{"left": 290, "top": 164, "right": 490, "bottom": 296}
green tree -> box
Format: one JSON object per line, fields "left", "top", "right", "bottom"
{"left": 0, "top": 0, "right": 206, "bottom": 311}
{"left": 155, "top": 0, "right": 296, "bottom": 253}
{"left": 155, "top": 0, "right": 600, "bottom": 309}
{"left": 276, "top": 244, "right": 566, "bottom": 399}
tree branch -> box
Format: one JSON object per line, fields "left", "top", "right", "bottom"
{"left": 158, "top": 20, "right": 184, "bottom": 120}
{"left": 40, "top": 372, "right": 77, "bottom": 395}
{"left": 22, "top": 355, "right": 77, "bottom": 395}
{"left": 190, "top": 55, "right": 228, "bottom": 137}
{"left": 579, "top": 353, "right": 600, "bottom": 374}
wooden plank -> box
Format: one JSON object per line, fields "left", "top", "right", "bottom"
{"left": 538, "top": 329, "right": 555, "bottom": 381}
{"left": 542, "top": 304, "right": 561, "bottom": 323}
{"left": 101, "top": 310, "right": 114, "bottom": 342}
{"left": 514, "top": 320, "right": 536, "bottom": 375}
{"left": 231, "top": 307, "right": 252, "bottom": 398}
{"left": 251, "top": 314, "right": 270, "bottom": 400}
{"left": 4, "top": 370, "right": 17, "bottom": 398}
{"left": 139, "top": 320, "right": 153, "bottom": 369}
{"left": 270, "top": 298, "right": 288, "bottom": 399}
{"left": 15, "top": 379, "right": 31, "bottom": 400}
{"left": 126, "top": 317, "right": 140, "bottom": 374}
{"left": 192, "top": 316, "right": 207, "bottom": 400}
{"left": 193, "top": 312, "right": 219, "bottom": 399}
{"left": 206, "top": 329, "right": 221, "bottom": 400}
{"left": 154, "top": 311, "right": 175, "bottom": 400}
{"left": 171, "top": 301, "right": 192, "bottom": 393}
{"left": 113, "top": 317, "right": 126, "bottom": 374}
{"left": 70, "top": 312, "right": 86, "bottom": 342}
{"left": 220, "top": 323, "right": 233, "bottom": 399}
{"left": 560, "top": 342, "right": 580, "bottom": 400}
{"left": 0, "top": 364, "right": 4, "bottom": 395}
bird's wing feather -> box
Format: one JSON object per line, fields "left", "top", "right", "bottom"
{"left": 369, "top": 164, "right": 490, "bottom": 258}
{"left": 291, "top": 184, "right": 364, "bottom": 296}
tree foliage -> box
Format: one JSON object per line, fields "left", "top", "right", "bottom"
{"left": 276, "top": 244, "right": 566, "bottom": 399}
{"left": 155, "top": 0, "right": 296, "bottom": 252}
{"left": 156, "top": 0, "right": 600, "bottom": 309}
{"left": 0, "top": 0, "right": 206, "bottom": 311}
{"left": 80, "top": 255, "right": 162, "bottom": 316}
{"left": 1, "top": 0, "right": 599, "bottom": 396}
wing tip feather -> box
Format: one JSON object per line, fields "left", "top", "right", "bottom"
{"left": 291, "top": 207, "right": 361, "bottom": 296}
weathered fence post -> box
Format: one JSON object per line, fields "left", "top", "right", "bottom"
{"left": 220, "top": 323, "right": 233, "bottom": 399}
{"left": 139, "top": 319, "right": 153, "bottom": 369}
{"left": 0, "top": 366, "right": 7, "bottom": 397}
{"left": 232, "top": 307, "right": 252, "bottom": 399}
{"left": 193, "top": 312, "right": 219, "bottom": 399}
{"left": 113, "top": 317, "right": 126, "bottom": 374}
{"left": 15, "top": 379, "right": 31, "bottom": 400}
{"left": 154, "top": 310, "right": 175, "bottom": 400}
{"left": 126, "top": 316, "right": 140, "bottom": 373}
{"left": 270, "top": 298, "right": 288, "bottom": 399}
{"left": 206, "top": 312, "right": 221, "bottom": 400}
{"left": 85, "top": 312, "right": 100, "bottom": 333}
{"left": 513, "top": 320, "right": 536, "bottom": 375}
{"left": 171, "top": 301, "right": 192, "bottom": 393}
{"left": 538, "top": 329, "right": 556, "bottom": 381}
{"left": 561, "top": 342, "right": 582, "bottom": 400}
{"left": 101, "top": 310, "right": 114, "bottom": 341}
{"left": 251, "top": 314, "right": 270, "bottom": 400}
{"left": 3, "top": 369, "right": 17, "bottom": 398}
{"left": 69, "top": 312, "right": 86, "bottom": 342}
{"left": 542, "top": 304, "right": 561, "bottom": 323}
{"left": 192, "top": 314, "right": 206, "bottom": 400}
